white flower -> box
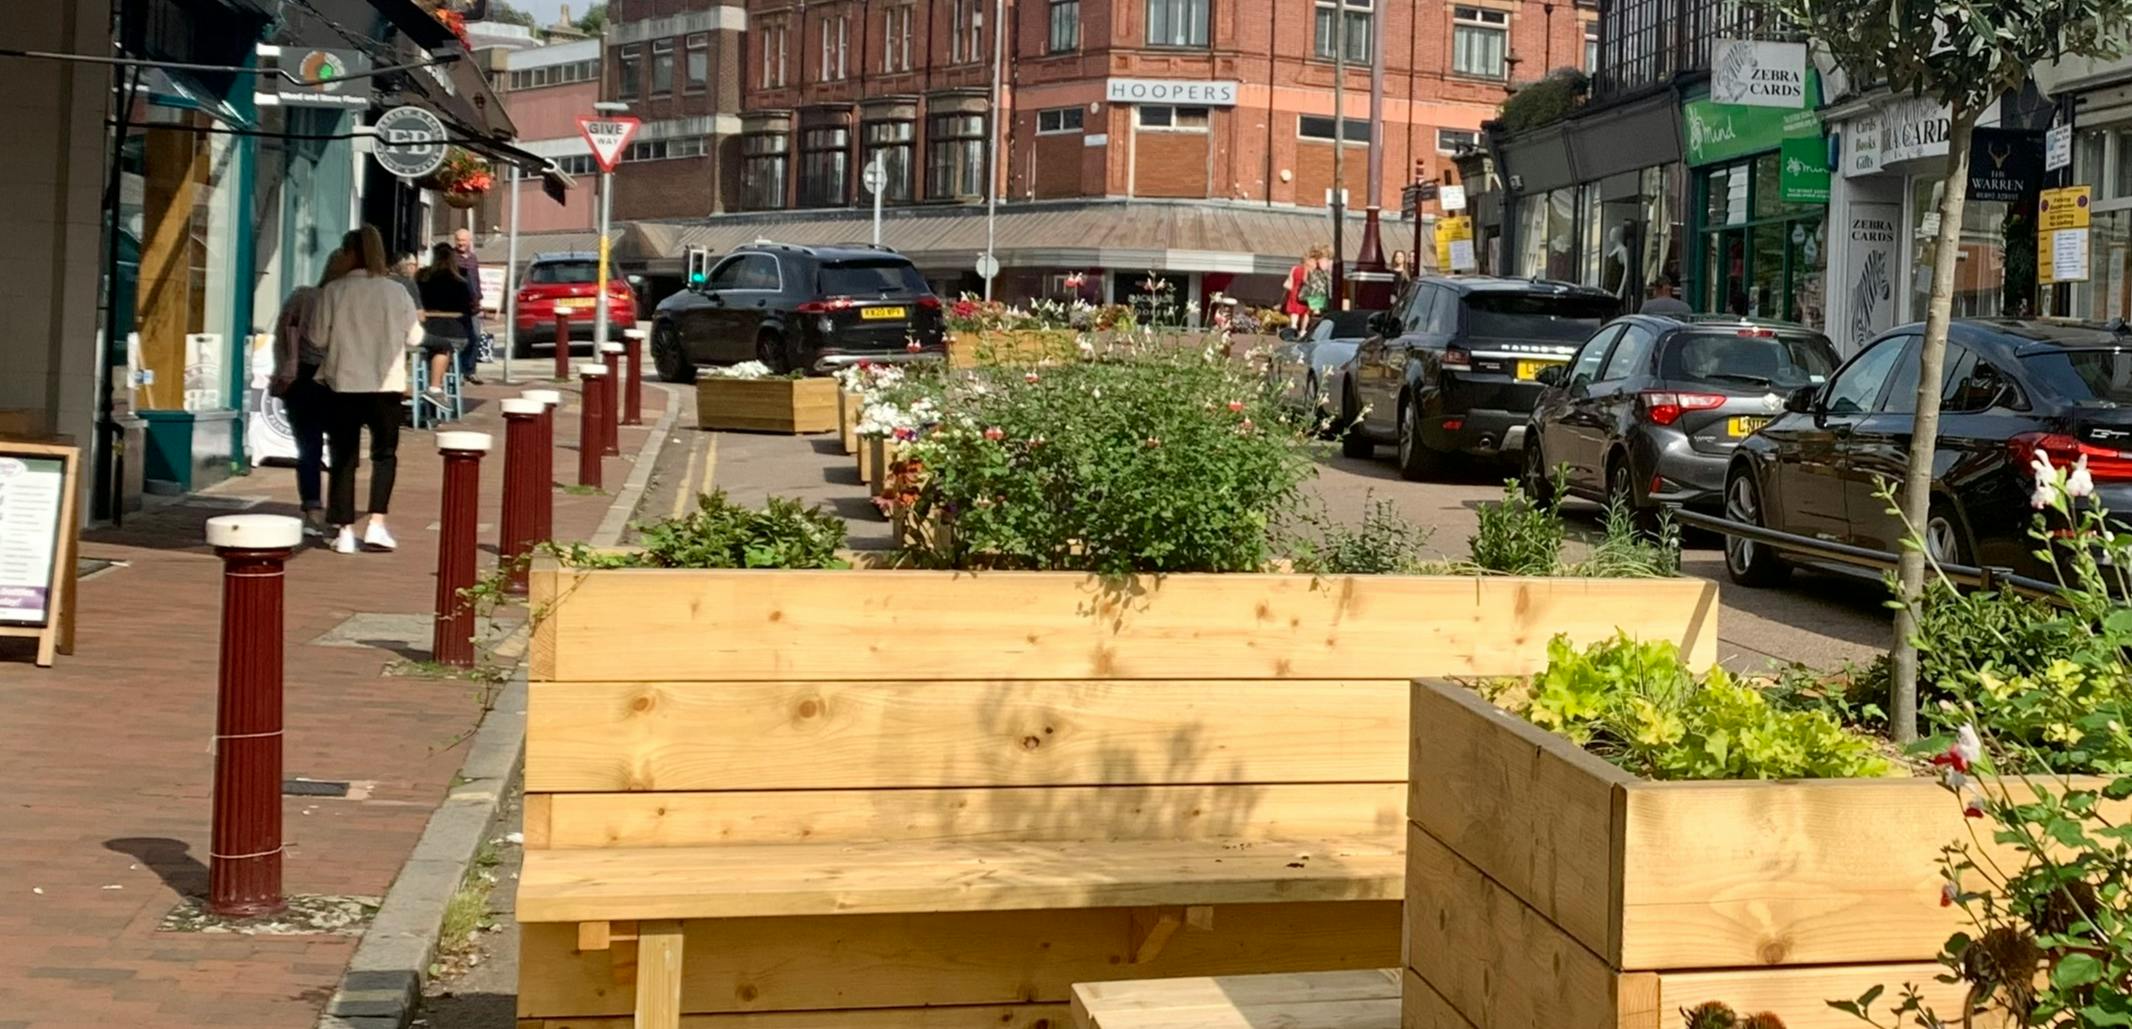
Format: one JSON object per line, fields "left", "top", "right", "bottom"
{"left": 2030, "top": 449, "right": 2056, "bottom": 482}
{"left": 711, "top": 361, "right": 773, "bottom": 380}
{"left": 1955, "top": 724, "right": 1981, "bottom": 768}
{"left": 2031, "top": 480, "right": 2056, "bottom": 511}
{"left": 2066, "top": 454, "right": 2095, "bottom": 499}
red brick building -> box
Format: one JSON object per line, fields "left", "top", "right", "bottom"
{"left": 602, "top": 0, "right": 749, "bottom": 220}
{"left": 485, "top": 38, "right": 604, "bottom": 234}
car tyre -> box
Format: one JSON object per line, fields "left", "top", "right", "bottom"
{"left": 1396, "top": 395, "right": 1446, "bottom": 482}
{"left": 1924, "top": 500, "right": 1974, "bottom": 568}
{"left": 757, "top": 331, "right": 794, "bottom": 374}
{"left": 652, "top": 323, "right": 696, "bottom": 384}
{"left": 1605, "top": 454, "right": 1660, "bottom": 537}
{"left": 1723, "top": 467, "right": 1790, "bottom": 587}
{"left": 1338, "top": 384, "right": 1374, "bottom": 459}
{"left": 1521, "top": 428, "right": 1555, "bottom": 509}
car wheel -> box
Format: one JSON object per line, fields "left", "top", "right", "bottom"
{"left": 1521, "top": 428, "right": 1555, "bottom": 509}
{"left": 1724, "top": 467, "right": 1790, "bottom": 587}
{"left": 1304, "top": 373, "right": 1327, "bottom": 434}
{"left": 1339, "top": 384, "right": 1374, "bottom": 459}
{"left": 1606, "top": 454, "right": 1659, "bottom": 536}
{"left": 1924, "top": 501, "right": 1973, "bottom": 567}
{"left": 757, "top": 331, "right": 792, "bottom": 374}
{"left": 1396, "top": 395, "right": 1445, "bottom": 482}
{"left": 652, "top": 324, "right": 695, "bottom": 384}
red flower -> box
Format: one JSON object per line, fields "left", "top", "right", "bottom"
{"left": 1226, "top": 400, "right": 1246, "bottom": 414}
{"left": 1963, "top": 802, "right": 1985, "bottom": 819}
{"left": 1929, "top": 749, "right": 1971, "bottom": 775}
{"left": 982, "top": 426, "right": 1005, "bottom": 441}
{"left": 893, "top": 426, "right": 917, "bottom": 441}
{"left": 1940, "top": 883, "right": 1958, "bottom": 907}
{"left": 906, "top": 340, "right": 923, "bottom": 352}
{"left": 1024, "top": 372, "right": 1041, "bottom": 384}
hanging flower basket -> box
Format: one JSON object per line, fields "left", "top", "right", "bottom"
{"left": 424, "top": 148, "right": 494, "bottom": 207}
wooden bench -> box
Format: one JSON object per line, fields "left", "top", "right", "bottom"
{"left": 517, "top": 565, "right": 1721, "bottom": 1029}
{"left": 1071, "top": 970, "right": 1402, "bottom": 1029}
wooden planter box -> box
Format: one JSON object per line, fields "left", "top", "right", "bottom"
{"left": 948, "top": 329, "right": 1082, "bottom": 368}
{"left": 1401, "top": 679, "right": 2085, "bottom": 1029}
{"left": 695, "top": 376, "right": 837, "bottom": 434}
{"left": 861, "top": 435, "right": 907, "bottom": 497}
{"left": 837, "top": 389, "right": 862, "bottom": 454}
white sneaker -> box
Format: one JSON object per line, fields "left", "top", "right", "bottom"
{"left": 428, "top": 386, "right": 445, "bottom": 396}
{"left": 332, "top": 526, "right": 358, "bottom": 554}
{"left": 363, "top": 521, "right": 398, "bottom": 552}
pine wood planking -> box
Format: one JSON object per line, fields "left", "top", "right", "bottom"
{"left": 521, "top": 1003, "right": 1072, "bottom": 1029}
{"left": 534, "top": 569, "right": 1721, "bottom": 683}
{"left": 1654, "top": 964, "right": 1987, "bottom": 1029}
{"left": 518, "top": 901, "right": 1402, "bottom": 1019}
{"left": 838, "top": 389, "right": 861, "bottom": 453}
{"left": 534, "top": 783, "right": 1408, "bottom": 849}
{"left": 1398, "top": 970, "right": 1480, "bottom": 1029}
{"left": 525, "top": 679, "right": 1408, "bottom": 792}
{"left": 519, "top": 836, "right": 1404, "bottom": 923}
{"left": 1407, "top": 680, "right": 1629, "bottom": 964}
{"left": 1072, "top": 970, "right": 1400, "bottom": 1029}
{"left": 695, "top": 377, "right": 838, "bottom": 434}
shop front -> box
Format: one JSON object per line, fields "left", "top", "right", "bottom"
{"left": 1681, "top": 78, "right": 1830, "bottom": 326}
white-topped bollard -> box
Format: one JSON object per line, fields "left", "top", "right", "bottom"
{"left": 204, "top": 513, "right": 304, "bottom": 917}
{"left": 434, "top": 432, "right": 493, "bottom": 667}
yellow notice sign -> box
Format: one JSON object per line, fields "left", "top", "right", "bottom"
{"left": 1436, "top": 216, "right": 1475, "bottom": 273}
{"left": 2040, "top": 186, "right": 2092, "bottom": 284}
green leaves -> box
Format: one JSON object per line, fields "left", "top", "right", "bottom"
{"left": 2052, "top": 952, "right": 2104, "bottom": 991}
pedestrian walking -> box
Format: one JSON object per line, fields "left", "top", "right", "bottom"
{"left": 1639, "top": 273, "right": 1693, "bottom": 316}
{"left": 270, "top": 248, "right": 355, "bottom": 538}
{"left": 416, "top": 242, "right": 474, "bottom": 399}
{"left": 453, "top": 228, "right": 484, "bottom": 383}
{"left": 311, "top": 225, "right": 422, "bottom": 555}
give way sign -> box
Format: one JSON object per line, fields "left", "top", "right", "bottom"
{"left": 577, "top": 115, "right": 641, "bottom": 174}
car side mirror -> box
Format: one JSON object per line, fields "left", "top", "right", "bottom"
{"left": 1535, "top": 365, "right": 1566, "bottom": 387}
{"left": 1784, "top": 385, "right": 1819, "bottom": 414}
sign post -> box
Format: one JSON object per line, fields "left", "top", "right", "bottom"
{"left": 862, "top": 155, "right": 886, "bottom": 248}
{"left": 577, "top": 113, "right": 641, "bottom": 367}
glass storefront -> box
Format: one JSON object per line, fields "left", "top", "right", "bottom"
{"left": 1511, "top": 163, "right": 1685, "bottom": 310}
{"left": 1907, "top": 177, "right": 2010, "bottom": 320}
{"left": 1694, "top": 152, "right": 1826, "bottom": 323}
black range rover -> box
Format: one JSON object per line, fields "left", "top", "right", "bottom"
{"left": 650, "top": 242, "right": 948, "bottom": 381}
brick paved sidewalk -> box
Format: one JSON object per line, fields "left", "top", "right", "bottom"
{"left": 0, "top": 381, "right": 668, "bottom": 1029}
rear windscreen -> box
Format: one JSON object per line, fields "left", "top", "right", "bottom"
{"left": 820, "top": 260, "right": 929, "bottom": 297}
{"left": 1462, "top": 294, "right": 1615, "bottom": 341}
{"left": 526, "top": 260, "right": 597, "bottom": 284}
{"left": 2021, "top": 348, "right": 2132, "bottom": 404}
{"left": 1661, "top": 332, "right": 1837, "bottom": 390}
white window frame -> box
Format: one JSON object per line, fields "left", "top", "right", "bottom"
{"left": 1312, "top": 0, "right": 1373, "bottom": 63}
{"left": 1146, "top": 0, "right": 1210, "bottom": 47}
{"left": 1584, "top": 27, "right": 1598, "bottom": 71}
{"left": 1297, "top": 114, "right": 1369, "bottom": 144}
{"left": 1435, "top": 128, "right": 1478, "bottom": 154}
{"left": 1049, "top": 0, "right": 1080, "bottom": 53}
{"left": 884, "top": 6, "right": 914, "bottom": 72}
{"left": 618, "top": 43, "right": 643, "bottom": 98}
{"left": 650, "top": 37, "right": 675, "bottom": 96}
{"left": 821, "top": 14, "right": 849, "bottom": 81}
{"left": 1037, "top": 106, "right": 1086, "bottom": 135}
{"left": 1136, "top": 105, "right": 1211, "bottom": 132}
{"left": 1452, "top": 6, "right": 1509, "bottom": 79}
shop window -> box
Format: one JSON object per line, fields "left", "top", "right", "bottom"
{"left": 1050, "top": 0, "right": 1080, "bottom": 52}
{"left": 1517, "top": 188, "right": 1579, "bottom": 281}
{"left": 1148, "top": 0, "right": 1209, "bottom": 47}
{"left": 686, "top": 34, "right": 708, "bottom": 93}
{"left": 883, "top": 6, "right": 914, "bottom": 71}
{"left": 863, "top": 120, "right": 915, "bottom": 202}
{"left": 928, "top": 112, "right": 987, "bottom": 199}
{"left": 650, "top": 38, "right": 674, "bottom": 96}
{"left": 742, "top": 133, "right": 789, "bottom": 210}
{"left": 1452, "top": 7, "right": 1507, "bottom": 79}
{"left": 617, "top": 44, "right": 641, "bottom": 98}
{"left": 1436, "top": 128, "right": 1478, "bottom": 154}
{"left": 800, "top": 126, "right": 852, "bottom": 207}
{"left": 1909, "top": 177, "right": 2006, "bottom": 320}
{"left": 1037, "top": 107, "right": 1085, "bottom": 134}
{"left": 1298, "top": 115, "right": 1368, "bottom": 143}
{"left": 1138, "top": 105, "right": 1210, "bottom": 131}
{"left": 1313, "top": 0, "right": 1372, "bottom": 63}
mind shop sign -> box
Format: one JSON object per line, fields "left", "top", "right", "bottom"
{"left": 1105, "top": 78, "right": 1240, "bottom": 106}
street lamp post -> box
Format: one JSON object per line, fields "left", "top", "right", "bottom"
{"left": 591, "top": 101, "right": 629, "bottom": 367}
{"left": 982, "top": 0, "right": 1005, "bottom": 301}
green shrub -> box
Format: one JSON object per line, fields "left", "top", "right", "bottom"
{"left": 1572, "top": 499, "right": 1682, "bottom": 578}
{"left": 556, "top": 491, "right": 849, "bottom": 570}
{"left": 1514, "top": 633, "right": 1893, "bottom": 781}
{"left": 1469, "top": 479, "right": 1564, "bottom": 574}
{"left": 1496, "top": 69, "right": 1588, "bottom": 133}
{"left": 1284, "top": 493, "right": 1437, "bottom": 576}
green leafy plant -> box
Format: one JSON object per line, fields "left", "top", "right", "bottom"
{"left": 1513, "top": 634, "right": 1894, "bottom": 781}
{"left": 1496, "top": 68, "right": 1588, "bottom": 133}
{"left": 551, "top": 491, "right": 849, "bottom": 570}
{"left": 1469, "top": 478, "right": 1565, "bottom": 575}
{"left": 1284, "top": 493, "right": 1437, "bottom": 576}
{"left": 1682, "top": 1003, "right": 1788, "bottom": 1029}
{"left": 1574, "top": 498, "right": 1683, "bottom": 578}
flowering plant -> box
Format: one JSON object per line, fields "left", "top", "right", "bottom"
{"left": 704, "top": 361, "right": 777, "bottom": 380}
{"left": 431, "top": 148, "right": 493, "bottom": 198}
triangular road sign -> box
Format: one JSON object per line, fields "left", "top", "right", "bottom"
{"left": 578, "top": 115, "right": 641, "bottom": 174}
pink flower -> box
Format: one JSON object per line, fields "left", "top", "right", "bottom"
{"left": 1025, "top": 372, "right": 1041, "bottom": 384}
{"left": 1963, "top": 801, "right": 1986, "bottom": 819}
{"left": 1940, "top": 882, "right": 1958, "bottom": 908}
{"left": 1026, "top": 436, "right": 1047, "bottom": 449}
{"left": 893, "top": 426, "right": 917, "bottom": 441}
{"left": 982, "top": 426, "right": 1005, "bottom": 441}
{"left": 1931, "top": 725, "right": 1982, "bottom": 776}
{"left": 906, "top": 340, "right": 924, "bottom": 352}
{"left": 1226, "top": 400, "right": 1246, "bottom": 414}
{"left": 1235, "top": 418, "right": 1255, "bottom": 434}
{"left": 1144, "top": 437, "right": 1162, "bottom": 448}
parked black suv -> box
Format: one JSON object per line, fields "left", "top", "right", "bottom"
{"left": 649, "top": 242, "right": 948, "bottom": 381}
{"left": 1340, "top": 277, "right": 1618, "bottom": 479}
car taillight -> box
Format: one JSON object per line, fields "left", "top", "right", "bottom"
{"left": 1638, "top": 391, "right": 1726, "bottom": 426}
{"left": 1442, "top": 345, "right": 1472, "bottom": 371}
{"left": 795, "top": 297, "right": 856, "bottom": 314}
{"left": 2009, "top": 432, "right": 2132, "bottom": 481}
{"left": 916, "top": 295, "right": 942, "bottom": 310}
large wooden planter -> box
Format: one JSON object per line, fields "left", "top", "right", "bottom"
{"left": 1401, "top": 679, "right": 2074, "bottom": 1029}
{"left": 521, "top": 566, "right": 1723, "bottom": 1029}
{"left": 837, "top": 389, "right": 862, "bottom": 454}
{"left": 948, "top": 329, "right": 1082, "bottom": 368}
{"left": 695, "top": 376, "right": 837, "bottom": 434}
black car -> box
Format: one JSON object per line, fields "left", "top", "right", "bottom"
{"left": 650, "top": 242, "right": 947, "bottom": 380}
{"left": 1724, "top": 319, "right": 2132, "bottom": 586}
{"left": 1341, "top": 276, "right": 1619, "bottom": 479}
{"left": 1523, "top": 316, "right": 1839, "bottom": 523}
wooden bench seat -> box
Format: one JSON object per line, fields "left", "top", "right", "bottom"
{"left": 1071, "top": 970, "right": 1402, "bottom": 1029}
{"left": 519, "top": 836, "right": 1404, "bottom": 923}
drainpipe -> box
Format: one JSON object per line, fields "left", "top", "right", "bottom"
{"left": 1263, "top": 0, "right": 1277, "bottom": 205}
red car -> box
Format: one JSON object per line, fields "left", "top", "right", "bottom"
{"left": 512, "top": 251, "right": 637, "bottom": 357}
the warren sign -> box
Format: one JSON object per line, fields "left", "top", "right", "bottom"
{"left": 1709, "top": 39, "right": 1808, "bottom": 109}
{"left": 372, "top": 105, "right": 448, "bottom": 180}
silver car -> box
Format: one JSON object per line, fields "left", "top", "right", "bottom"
{"left": 1266, "top": 310, "right": 1379, "bottom": 432}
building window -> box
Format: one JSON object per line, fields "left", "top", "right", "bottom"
{"left": 1297, "top": 115, "right": 1368, "bottom": 142}
{"left": 799, "top": 126, "right": 851, "bottom": 206}
{"left": 1452, "top": 6, "right": 1508, "bottom": 78}
{"left": 761, "top": 20, "right": 789, "bottom": 87}
{"left": 1313, "top": 0, "right": 1372, "bottom": 63}
{"left": 1584, "top": 28, "right": 1598, "bottom": 71}
{"left": 742, "top": 133, "right": 789, "bottom": 210}
{"left": 686, "top": 33, "right": 709, "bottom": 92}
{"left": 1037, "top": 107, "right": 1085, "bottom": 134}
{"left": 1049, "top": 0, "right": 1080, "bottom": 52}
{"left": 650, "top": 38, "right": 675, "bottom": 95}
{"left": 627, "top": 137, "right": 709, "bottom": 162}
{"left": 1136, "top": 105, "right": 1210, "bottom": 131}
{"left": 828, "top": 13, "right": 850, "bottom": 80}
{"left": 1147, "top": 0, "right": 1209, "bottom": 47}
{"left": 950, "top": 0, "right": 984, "bottom": 63}
{"left": 883, "top": 6, "right": 914, "bottom": 71}
{"left": 617, "top": 44, "right": 641, "bottom": 98}
{"left": 927, "top": 112, "right": 987, "bottom": 199}
{"left": 550, "top": 154, "right": 597, "bottom": 176}
{"left": 863, "top": 120, "right": 915, "bottom": 202}
{"left": 1436, "top": 128, "right": 1478, "bottom": 153}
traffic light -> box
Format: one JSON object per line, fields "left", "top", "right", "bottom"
{"left": 1414, "top": 158, "right": 1427, "bottom": 184}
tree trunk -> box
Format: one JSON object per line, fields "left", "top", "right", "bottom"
{"left": 1889, "top": 101, "right": 1978, "bottom": 743}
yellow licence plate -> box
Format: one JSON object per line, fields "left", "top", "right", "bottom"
{"left": 1515, "top": 360, "right": 1556, "bottom": 381}
{"left": 1728, "top": 416, "right": 1770, "bottom": 437}
{"left": 555, "top": 299, "right": 587, "bottom": 310}
{"left": 861, "top": 306, "right": 908, "bottom": 321}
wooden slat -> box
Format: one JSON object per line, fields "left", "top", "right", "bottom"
{"left": 535, "top": 783, "right": 1407, "bottom": 849}
{"left": 1399, "top": 970, "right": 1479, "bottom": 1029}
{"left": 524, "top": 1002, "right": 1071, "bottom": 1029}
{"left": 1404, "top": 824, "right": 1643, "bottom": 1029}
{"left": 1073, "top": 970, "right": 1400, "bottom": 1029}
{"left": 635, "top": 920, "right": 684, "bottom": 1029}
{"left": 520, "top": 836, "right": 1403, "bottom": 923}
{"left": 1088, "top": 996, "right": 1396, "bottom": 1029}
{"left": 519, "top": 901, "right": 1401, "bottom": 1018}
{"left": 696, "top": 378, "right": 837, "bottom": 434}
{"left": 522, "top": 794, "right": 554, "bottom": 849}
{"left": 528, "top": 562, "right": 562, "bottom": 683}
{"left": 537, "top": 570, "right": 1721, "bottom": 683}
{"left": 526, "top": 680, "right": 1408, "bottom": 792}
{"left": 1407, "top": 680, "right": 1631, "bottom": 964}
{"left": 1655, "top": 964, "right": 1997, "bottom": 1029}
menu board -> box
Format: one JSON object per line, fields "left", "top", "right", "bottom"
{"left": 0, "top": 454, "right": 66, "bottom": 626}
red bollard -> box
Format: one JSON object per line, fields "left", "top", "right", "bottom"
{"left": 622, "top": 327, "right": 646, "bottom": 426}
{"left": 600, "top": 342, "right": 624, "bottom": 457}
{"left": 553, "top": 312, "right": 573, "bottom": 381}
{"left": 432, "top": 431, "right": 491, "bottom": 667}
{"left": 205, "top": 513, "right": 302, "bottom": 917}
{"left": 577, "top": 364, "right": 607, "bottom": 490}
{"left": 499, "top": 398, "right": 543, "bottom": 596}
{"left": 523, "top": 389, "right": 561, "bottom": 542}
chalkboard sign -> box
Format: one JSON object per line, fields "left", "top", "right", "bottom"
{"left": 0, "top": 441, "right": 80, "bottom": 666}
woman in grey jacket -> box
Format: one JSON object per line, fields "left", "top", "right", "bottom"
{"left": 310, "top": 225, "right": 422, "bottom": 554}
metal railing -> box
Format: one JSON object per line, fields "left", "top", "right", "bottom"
{"left": 1668, "top": 509, "right": 2069, "bottom": 599}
